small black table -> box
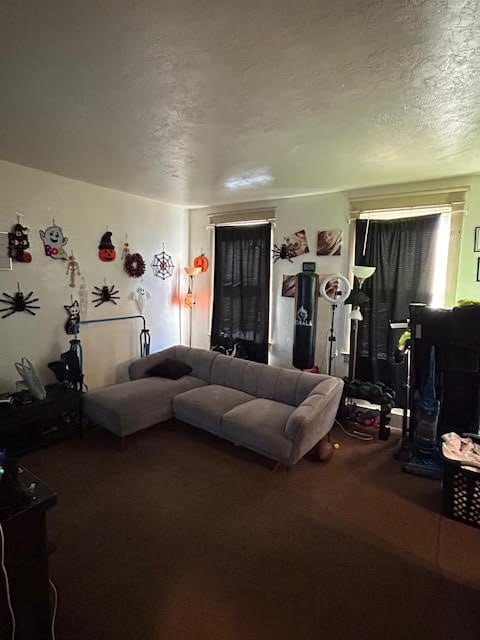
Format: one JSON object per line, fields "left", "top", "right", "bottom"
{"left": 0, "top": 384, "right": 82, "bottom": 455}
{"left": 0, "top": 467, "right": 57, "bottom": 640}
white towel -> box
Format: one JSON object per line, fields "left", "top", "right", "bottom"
{"left": 442, "top": 432, "right": 480, "bottom": 473}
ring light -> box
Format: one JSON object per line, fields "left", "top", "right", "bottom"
{"left": 319, "top": 274, "right": 351, "bottom": 305}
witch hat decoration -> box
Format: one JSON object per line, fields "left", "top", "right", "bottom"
{"left": 98, "top": 231, "right": 116, "bottom": 262}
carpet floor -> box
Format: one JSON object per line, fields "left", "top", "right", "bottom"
{"left": 23, "top": 421, "right": 480, "bottom": 640}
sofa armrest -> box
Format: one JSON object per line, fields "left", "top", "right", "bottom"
{"left": 128, "top": 346, "right": 178, "bottom": 380}
{"left": 285, "top": 376, "right": 344, "bottom": 465}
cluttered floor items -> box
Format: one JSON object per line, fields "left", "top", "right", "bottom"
{"left": 337, "top": 378, "right": 395, "bottom": 441}
{"left": 336, "top": 303, "right": 480, "bottom": 529}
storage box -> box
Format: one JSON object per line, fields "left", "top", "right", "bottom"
{"left": 442, "top": 434, "right": 480, "bottom": 529}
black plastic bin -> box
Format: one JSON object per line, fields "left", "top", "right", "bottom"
{"left": 442, "top": 433, "right": 480, "bottom": 529}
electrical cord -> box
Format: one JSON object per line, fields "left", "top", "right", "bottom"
{"left": 0, "top": 521, "right": 57, "bottom": 640}
{"left": 0, "top": 522, "right": 16, "bottom": 640}
{"left": 49, "top": 578, "right": 57, "bottom": 640}
{"left": 335, "top": 419, "right": 374, "bottom": 441}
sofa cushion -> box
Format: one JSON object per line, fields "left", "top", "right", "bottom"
{"left": 148, "top": 358, "right": 193, "bottom": 380}
{"left": 173, "top": 384, "right": 254, "bottom": 435}
{"left": 221, "top": 398, "right": 295, "bottom": 464}
{"left": 209, "top": 353, "right": 323, "bottom": 406}
{"left": 176, "top": 346, "right": 219, "bottom": 382}
{"left": 83, "top": 375, "right": 207, "bottom": 437}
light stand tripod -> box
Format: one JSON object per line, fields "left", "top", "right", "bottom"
{"left": 319, "top": 274, "right": 352, "bottom": 376}
{"left": 327, "top": 302, "right": 337, "bottom": 376}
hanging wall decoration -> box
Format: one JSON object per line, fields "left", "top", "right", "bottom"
{"left": 123, "top": 244, "right": 146, "bottom": 278}
{"left": 152, "top": 244, "right": 174, "bottom": 279}
{"left": 131, "top": 283, "right": 151, "bottom": 314}
{"left": 0, "top": 283, "right": 40, "bottom": 318}
{"left": 8, "top": 220, "right": 32, "bottom": 263}
{"left": 66, "top": 252, "right": 81, "bottom": 288}
{"left": 317, "top": 229, "right": 342, "bottom": 256}
{"left": 193, "top": 252, "right": 209, "bottom": 273}
{"left": 79, "top": 276, "right": 88, "bottom": 319}
{"left": 98, "top": 231, "right": 116, "bottom": 262}
{"left": 272, "top": 237, "right": 296, "bottom": 263}
{"left": 92, "top": 282, "right": 120, "bottom": 307}
{"left": 64, "top": 298, "right": 80, "bottom": 334}
{"left": 39, "top": 220, "right": 68, "bottom": 259}
{"left": 121, "top": 239, "right": 130, "bottom": 261}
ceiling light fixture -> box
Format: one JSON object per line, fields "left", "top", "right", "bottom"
{"left": 224, "top": 169, "right": 273, "bottom": 190}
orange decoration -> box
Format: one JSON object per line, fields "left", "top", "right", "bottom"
{"left": 193, "top": 253, "right": 209, "bottom": 273}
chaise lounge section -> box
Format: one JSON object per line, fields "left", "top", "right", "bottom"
{"left": 83, "top": 346, "right": 344, "bottom": 467}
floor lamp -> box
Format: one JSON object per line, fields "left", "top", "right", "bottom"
{"left": 345, "top": 265, "right": 376, "bottom": 380}
{"left": 184, "top": 266, "right": 202, "bottom": 346}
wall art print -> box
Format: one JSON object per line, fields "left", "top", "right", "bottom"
{"left": 285, "top": 229, "right": 309, "bottom": 257}
{"left": 281, "top": 275, "right": 297, "bottom": 297}
{"left": 281, "top": 274, "right": 339, "bottom": 298}
{"left": 317, "top": 229, "right": 342, "bottom": 256}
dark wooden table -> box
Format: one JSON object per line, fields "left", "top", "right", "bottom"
{"left": 0, "top": 467, "right": 57, "bottom": 640}
{"left": 0, "top": 384, "right": 82, "bottom": 455}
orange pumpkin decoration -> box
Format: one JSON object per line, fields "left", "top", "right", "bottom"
{"left": 193, "top": 253, "right": 209, "bottom": 273}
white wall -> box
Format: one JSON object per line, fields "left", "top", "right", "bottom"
{"left": 457, "top": 175, "right": 480, "bottom": 300}
{"left": 189, "top": 192, "right": 351, "bottom": 373}
{"left": 0, "top": 160, "right": 188, "bottom": 392}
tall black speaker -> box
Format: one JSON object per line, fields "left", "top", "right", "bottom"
{"left": 293, "top": 272, "right": 319, "bottom": 369}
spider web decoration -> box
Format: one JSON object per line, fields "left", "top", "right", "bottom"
{"left": 152, "top": 247, "right": 174, "bottom": 279}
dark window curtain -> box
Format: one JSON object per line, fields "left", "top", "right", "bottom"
{"left": 211, "top": 224, "right": 271, "bottom": 363}
{"left": 354, "top": 215, "right": 440, "bottom": 387}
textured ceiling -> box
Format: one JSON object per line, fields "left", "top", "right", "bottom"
{"left": 1, "top": 0, "right": 480, "bottom": 206}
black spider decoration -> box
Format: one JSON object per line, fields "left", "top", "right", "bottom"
{"left": 91, "top": 284, "right": 120, "bottom": 307}
{"left": 0, "top": 285, "right": 40, "bottom": 319}
{"left": 272, "top": 238, "right": 296, "bottom": 263}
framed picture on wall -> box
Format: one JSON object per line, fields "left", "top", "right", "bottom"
{"left": 475, "top": 226, "right": 480, "bottom": 252}
{"left": 0, "top": 232, "right": 12, "bottom": 270}
{"left": 477, "top": 257, "right": 480, "bottom": 282}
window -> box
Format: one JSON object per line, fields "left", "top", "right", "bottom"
{"left": 356, "top": 204, "right": 454, "bottom": 307}
{"left": 210, "top": 222, "right": 272, "bottom": 363}
{"left": 345, "top": 188, "right": 467, "bottom": 394}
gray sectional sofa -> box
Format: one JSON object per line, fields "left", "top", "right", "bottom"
{"left": 83, "top": 345, "right": 344, "bottom": 467}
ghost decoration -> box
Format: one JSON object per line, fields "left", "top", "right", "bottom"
{"left": 131, "top": 284, "right": 151, "bottom": 314}
{"left": 39, "top": 221, "right": 68, "bottom": 259}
